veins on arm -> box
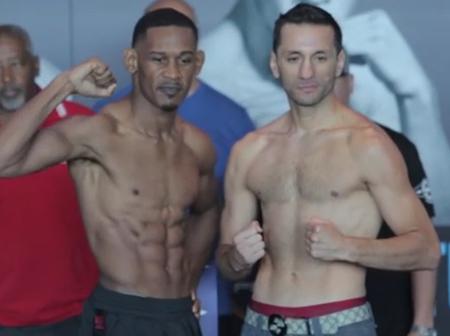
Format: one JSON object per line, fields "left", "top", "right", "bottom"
{"left": 345, "top": 128, "right": 440, "bottom": 270}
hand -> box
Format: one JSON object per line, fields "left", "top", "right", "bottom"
{"left": 343, "top": 9, "right": 429, "bottom": 95}
{"left": 229, "top": 220, "right": 265, "bottom": 272}
{"left": 305, "top": 217, "right": 347, "bottom": 261}
{"left": 68, "top": 58, "right": 116, "bottom": 97}
{"left": 191, "top": 290, "right": 201, "bottom": 319}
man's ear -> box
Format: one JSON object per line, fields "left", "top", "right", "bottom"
{"left": 123, "top": 48, "right": 138, "bottom": 74}
{"left": 270, "top": 51, "right": 280, "bottom": 79}
{"left": 336, "top": 49, "right": 345, "bottom": 77}
{"left": 195, "top": 50, "right": 205, "bottom": 76}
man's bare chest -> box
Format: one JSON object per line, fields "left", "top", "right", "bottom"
{"left": 247, "top": 137, "right": 362, "bottom": 203}
{"left": 86, "top": 135, "right": 201, "bottom": 207}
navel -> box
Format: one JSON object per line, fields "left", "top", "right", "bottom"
{"left": 132, "top": 188, "right": 140, "bottom": 196}
{"left": 330, "top": 190, "right": 339, "bottom": 198}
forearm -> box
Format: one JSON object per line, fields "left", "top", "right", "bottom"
{"left": 0, "top": 72, "right": 73, "bottom": 173}
{"left": 216, "top": 244, "right": 254, "bottom": 281}
{"left": 344, "top": 232, "right": 439, "bottom": 270}
{"left": 23, "top": 71, "right": 74, "bottom": 116}
{"left": 411, "top": 269, "right": 437, "bottom": 327}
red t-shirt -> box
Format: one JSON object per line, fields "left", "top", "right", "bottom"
{"left": 0, "top": 101, "right": 99, "bottom": 326}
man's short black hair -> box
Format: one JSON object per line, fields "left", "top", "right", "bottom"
{"left": 272, "top": 3, "right": 342, "bottom": 53}
{"left": 132, "top": 8, "right": 198, "bottom": 47}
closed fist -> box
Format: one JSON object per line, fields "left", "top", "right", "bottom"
{"left": 68, "top": 58, "right": 116, "bottom": 97}
{"left": 229, "top": 220, "right": 265, "bottom": 272}
{"left": 305, "top": 217, "right": 346, "bottom": 262}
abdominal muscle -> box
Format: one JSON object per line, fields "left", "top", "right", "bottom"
{"left": 253, "top": 255, "right": 366, "bottom": 307}
{"left": 251, "top": 200, "right": 374, "bottom": 307}
{"left": 85, "top": 202, "right": 192, "bottom": 299}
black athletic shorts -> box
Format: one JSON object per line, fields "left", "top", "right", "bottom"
{"left": 78, "top": 284, "right": 202, "bottom": 336}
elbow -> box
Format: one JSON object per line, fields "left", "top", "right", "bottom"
{"left": 0, "top": 165, "right": 22, "bottom": 178}
{"left": 0, "top": 159, "right": 9, "bottom": 177}
{"left": 0, "top": 154, "right": 24, "bottom": 177}
{"left": 416, "top": 235, "right": 441, "bottom": 270}
{"left": 0, "top": 166, "right": 14, "bottom": 178}
{"left": 426, "top": 241, "right": 441, "bottom": 270}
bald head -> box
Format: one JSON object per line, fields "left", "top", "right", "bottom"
{"left": 146, "top": 0, "right": 196, "bottom": 23}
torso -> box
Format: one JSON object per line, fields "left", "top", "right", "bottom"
{"left": 69, "top": 107, "right": 205, "bottom": 298}
{"left": 245, "top": 112, "right": 382, "bottom": 306}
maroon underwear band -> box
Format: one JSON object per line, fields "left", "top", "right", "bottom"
{"left": 249, "top": 297, "right": 366, "bottom": 318}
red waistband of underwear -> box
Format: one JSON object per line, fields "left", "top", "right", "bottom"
{"left": 249, "top": 297, "right": 367, "bottom": 318}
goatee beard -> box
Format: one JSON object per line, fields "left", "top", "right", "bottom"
{"left": 161, "top": 104, "right": 178, "bottom": 112}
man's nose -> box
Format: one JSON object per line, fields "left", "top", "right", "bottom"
{"left": 164, "top": 59, "right": 181, "bottom": 80}
{"left": 0, "top": 65, "right": 13, "bottom": 84}
{"left": 298, "top": 59, "right": 314, "bottom": 79}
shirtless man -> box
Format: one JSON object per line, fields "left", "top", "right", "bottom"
{"left": 0, "top": 9, "right": 218, "bottom": 336}
{"left": 217, "top": 4, "right": 440, "bottom": 336}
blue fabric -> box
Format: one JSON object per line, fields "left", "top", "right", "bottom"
{"left": 92, "top": 81, "right": 255, "bottom": 189}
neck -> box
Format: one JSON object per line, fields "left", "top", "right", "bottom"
{"left": 130, "top": 92, "right": 178, "bottom": 138}
{"left": 288, "top": 95, "right": 340, "bottom": 131}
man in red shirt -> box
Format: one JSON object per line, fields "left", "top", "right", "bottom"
{"left": 0, "top": 24, "right": 98, "bottom": 335}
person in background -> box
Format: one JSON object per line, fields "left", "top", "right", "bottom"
{"left": 334, "top": 57, "right": 438, "bottom": 336}
{"left": 0, "top": 24, "right": 98, "bottom": 336}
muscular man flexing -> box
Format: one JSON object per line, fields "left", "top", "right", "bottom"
{"left": 0, "top": 9, "right": 218, "bottom": 336}
{"left": 217, "top": 4, "right": 440, "bottom": 336}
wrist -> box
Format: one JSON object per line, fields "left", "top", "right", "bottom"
{"left": 413, "top": 315, "right": 434, "bottom": 328}
{"left": 228, "top": 248, "right": 251, "bottom": 273}
{"left": 53, "top": 70, "right": 76, "bottom": 97}
{"left": 340, "top": 236, "right": 355, "bottom": 262}
{"left": 411, "top": 324, "right": 437, "bottom": 336}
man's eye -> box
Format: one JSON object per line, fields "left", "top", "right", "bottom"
{"left": 287, "top": 57, "right": 298, "bottom": 62}
{"left": 10, "top": 60, "right": 22, "bottom": 67}
{"left": 151, "top": 57, "right": 163, "bottom": 63}
{"left": 180, "top": 57, "right": 193, "bottom": 64}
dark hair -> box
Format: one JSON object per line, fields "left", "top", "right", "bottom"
{"left": 132, "top": 8, "right": 198, "bottom": 47}
{"left": 272, "top": 3, "right": 342, "bottom": 53}
{"left": 0, "top": 24, "right": 34, "bottom": 55}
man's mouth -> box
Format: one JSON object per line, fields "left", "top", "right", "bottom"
{"left": 297, "top": 83, "right": 318, "bottom": 93}
{"left": 1, "top": 88, "right": 21, "bottom": 98}
{"left": 158, "top": 83, "right": 182, "bottom": 97}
